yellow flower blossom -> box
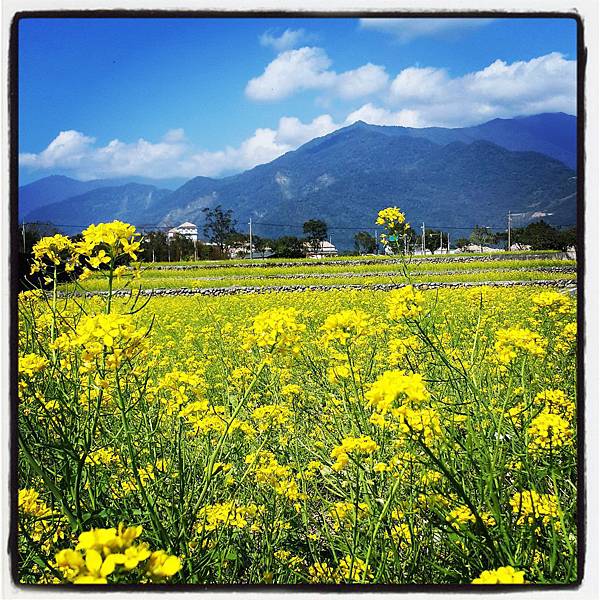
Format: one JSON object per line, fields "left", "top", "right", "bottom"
{"left": 472, "top": 565, "right": 526, "bottom": 584}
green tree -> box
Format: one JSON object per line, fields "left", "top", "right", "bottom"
{"left": 303, "top": 219, "right": 328, "bottom": 255}
{"left": 559, "top": 227, "right": 577, "bottom": 251}
{"left": 424, "top": 229, "right": 449, "bottom": 254}
{"left": 470, "top": 225, "right": 496, "bottom": 251}
{"left": 455, "top": 237, "right": 470, "bottom": 251}
{"left": 512, "top": 220, "right": 562, "bottom": 250}
{"left": 140, "top": 231, "right": 169, "bottom": 262}
{"left": 271, "top": 236, "right": 305, "bottom": 258}
{"left": 202, "top": 205, "right": 237, "bottom": 254}
{"left": 253, "top": 235, "right": 272, "bottom": 259}
{"left": 169, "top": 233, "right": 195, "bottom": 262}
{"left": 354, "top": 231, "right": 377, "bottom": 255}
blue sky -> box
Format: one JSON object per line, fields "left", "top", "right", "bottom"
{"left": 19, "top": 16, "right": 577, "bottom": 183}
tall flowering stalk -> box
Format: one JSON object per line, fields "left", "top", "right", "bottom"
{"left": 376, "top": 207, "right": 410, "bottom": 256}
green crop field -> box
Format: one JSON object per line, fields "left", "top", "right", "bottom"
{"left": 17, "top": 221, "right": 578, "bottom": 586}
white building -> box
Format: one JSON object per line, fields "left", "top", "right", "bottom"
{"left": 455, "top": 243, "right": 503, "bottom": 253}
{"left": 304, "top": 240, "right": 338, "bottom": 258}
{"left": 167, "top": 222, "right": 198, "bottom": 243}
{"left": 510, "top": 243, "right": 532, "bottom": 251}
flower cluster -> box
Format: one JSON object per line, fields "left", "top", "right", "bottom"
{"left": 319, "top": 309, "right": 375, "bottom": 348}
{"left": 180, "top": 401, "right": 253, "bottom": 438}
{"left": 472, "top": 566, "right": 526, "bottom": 584}
{"left": 157, "top": 368, "right": 206, "bottom": 415}
{"left": 493, "top": 327, "right": 547, "bottom": 365}
{"left": 376, "top": 206, "right": 409, "bottom": 251}
{"left": 510, "top": 490, "right": 560, "bottom": 528}
{"left": 365, "top": 370, "right": 429, "bottom": 415}
{"left": 386, "top": 286, "right": 425, "bottom": 320}
{"left": 245, "top": 451, "right": 306, "bottom": 501}
{"left": 252, "top": 404, "right": 292, "bottom": 432}
{"left": 397, "top": 407, "right": 442, "bottom": 446}
{"left": 30, "top": 234, "right": 77, "bottom": 275}
{"left": 387, "top": 336, "right": 420, "bottom": 366}
{"left": 554, "top": 321, "right": 577, "bottom": 353}
{"left": 19, "top": 489, "right": 64, "bottom": 553}
{"left": 19, "top": 488, "right": 52, "bottom": 518}
{"left": 446, "top": 505, "right": 495, "bottom": 530}
{"left": 19, "top": 353, "right": 49, "bottom": 378}
{"left": 337, "top": 555, "right": 373, "bottom": 583}
{"left": 76, "top": 221, "right": 141, "bottom": 281}
{"left": 376, "top": 207, "right": 406, "bottom": 228}
{"left": 69, "top": 313, "right": 147, "bottom": 369}
{"left": 534, "top": 389, "right": 575, "bottom": 421}
{"left": 329, "top": 501, "right": 370, "bottom": 531}
{"left": 330, "top": 435, "right": 379, "bottom": 471}
{"left": 531, "top": 290, "right": 573, "bottom": 318}
{"left": 54, "top": 524, "right": 181, "bottom": 584}
{"left": 527, "top": 412, "right": 572, "bottom": 453}
{"left": 196, "top": 502, "right": 264, "bottom": 533}
{"left": 305, "top": 556, "right": 373, "bottom": 583}
{"left": 242, "top": 308, "right": 305, "bottom": 354}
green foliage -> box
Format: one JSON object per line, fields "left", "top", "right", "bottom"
{"left": 271, "top": 236, "right": 306, "bottom": 259}
{"left": 303, "top": 220, "right": 328, "bottom": 254}
{"left": 202, "top": 205, "right": 237, "bottom": 252}
{"left": 424, "top": 229, "right": 449, "bottom": 255}
{"left": 470, "top": 225, "right": 497, "bottom": 250}
{"left": 513, "top": 221, "right": 575, "bottom": 251}
{"left": 354, "top": 231, "right": 377, "bottom": 255}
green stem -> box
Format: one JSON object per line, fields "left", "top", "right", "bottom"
{"left": 19, "top": 435, "right": 78, "bottom": 529}
{"left": 362, "top": 476, "right": 401, "bottom": 582}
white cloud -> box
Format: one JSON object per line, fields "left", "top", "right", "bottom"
{"left": 19, "top": 115, "right": 342, "bottom": 180}
{"left": 274, "top": 115, "right": 338, "bottom": 146}
{"left": 259, "top": 28, "right": 308, "bottom": 52}
{"left": 359, "top": 18, "right": 495, "bottom": 42}
{"left": 245, "top": 47, "right": 336, "bottom": 101}
{"left": 334, "top": 63, "right": 389, "bottom": 99}
{"left": 344, "top": 103, "right": 423, "bottom": 128}
{"left": 20, "top": 52, "right": 576, "bottom": 180}
{"left": 389, "top": 66, "right": 449, "bottom": 101}
{"left": 245, "top": 46, "right": 388, "bottom": 102}
{"left": 384, "top": 52, "right": 576, "bottom": 127}
{"left": 162, "top": 128, "right": 186, "bottom": 143}
{"left": 20, "top": 130, "right": 96, "bottom": 169}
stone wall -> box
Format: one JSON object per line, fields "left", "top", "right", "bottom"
{"left": 74, "top": 278, "right": 576, "bottom": 299}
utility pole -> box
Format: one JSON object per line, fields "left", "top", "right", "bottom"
{"left": 439, "top": 231, "right": 443, "bottom": 254}
{"left": 22, "top": 222, "right": 26, "bottom": 253}
{"left": 421, "top": 222, "right": 425, "bottom": 255}
{"left": 507, "top": 211, "right": 512, "bottom": 252}
{"left": 249, "top": 218, "right": 253, "bottom": 260}
{"left": 403, "top": 233, "right": 407, "bottom": 255}
{"left": 447, "top": 233, "right": 450, "bottom": 254}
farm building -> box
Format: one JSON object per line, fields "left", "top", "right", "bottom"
{"left": 167, "top": 222, "right": 198, "bottom": 243}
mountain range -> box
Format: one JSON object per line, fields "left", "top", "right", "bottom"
{"left": 22, "top": 113, "right": 577, "bottom": 249}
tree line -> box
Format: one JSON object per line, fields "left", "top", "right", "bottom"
{"left": 19, "top": 209, "right": 577, "bottom": 269}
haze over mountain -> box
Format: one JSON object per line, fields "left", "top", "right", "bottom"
{"left": 19, "top": 175, "right": 186, "bottom": 220}
{"left": 27, "top": 183, "right": 173, "bottom": 232}
{"left": 22, "top": 113, "right": 577, "bottom": 248}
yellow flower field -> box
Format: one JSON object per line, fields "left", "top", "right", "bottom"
{"left": 17, "top": 220, "right": 578, "bottom": 585}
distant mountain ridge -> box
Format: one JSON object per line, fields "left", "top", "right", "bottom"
{"left": 27, "top": 183, "right": 172, "bottom": 232}
{"left": 19, "top": 175, "right": 186, "bottom": 220}
{"left": 20, "top": 113, "right": 577, "bottom": 248}
{"left": 352, "top": 112, "right": 576, "bottom": 169}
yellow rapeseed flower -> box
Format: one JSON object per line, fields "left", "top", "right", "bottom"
{"left": 472, "top": 565, "right": 526, "bottom": 584}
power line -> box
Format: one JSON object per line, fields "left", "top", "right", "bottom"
{"left": 19, "top": 219, "right": 578, "bottom": 233}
